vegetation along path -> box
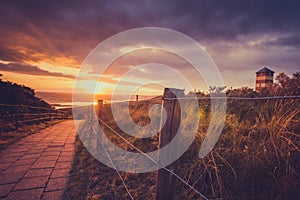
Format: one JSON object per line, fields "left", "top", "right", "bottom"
{"left": 0, "top": 120, "right": 77, "bottom": 200}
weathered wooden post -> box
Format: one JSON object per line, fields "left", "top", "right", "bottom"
{"left": 136, "top": 94, "right": 139, "bottom": 109}
{"left": 65, "top": 111, "right": 68, "bottom": 119}
{"left": 49, "top": 111, "right": 52, "bottom": 123}
{"left": 97, "top": 100, "right": 104, "bottom": 149}
{"left": 86, "top": 104, "right": 94, "bottom": 139}
{"left": 98, "top": 100, "right": 103, "bottom": 113}
{"left": 38, "top": 109, "right": 41, "bottom": 124}
{"left": 156, "top": 88, "right": 184, "bottom": 200}
{"left": 54, "top": 110, "right": 57, "bottom": 121}
{"left": 15, "top": 106, "right": 19, "bottom": 130}
{"left": 97, "top": 100, "right": 103, "bottom": 123}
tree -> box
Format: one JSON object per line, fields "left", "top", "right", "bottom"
{"left": 226, "top": 87, "right": 257, "bottom": 98}
{"left": 275, "top": 72, "right": 300, "bottom": 95}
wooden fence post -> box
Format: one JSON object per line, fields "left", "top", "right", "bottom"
{"left": 88, "top": 104, "right": 93, "bottom": 135}
{"left": 156, "top": 88, "right": 184, "bottom": 200}
{"left": 98, "top": 100, "right": 103, "bottom": 113}
{"left": 97, "top": 100, "right": 103, "bottom": 123}
{"left": 38, "top": 109, "right": 40, "bottom": 124}
{"left": 65, "top": 111, "right": 68, "bottom": 119}
{"left": 136, "top": 94, "right": 139, "bottom": 109}
{"left": 49, "top": 112, "right": 52, "bottom": 123}
{"left": 15, "top": 106, "right": 19, "bottom": 130}
{"left": 97, "top": 100, "right": 103, "bottom": 149}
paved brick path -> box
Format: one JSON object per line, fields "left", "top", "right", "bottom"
{"left": 0, "top": 120, "right": 77, "bottom": 200}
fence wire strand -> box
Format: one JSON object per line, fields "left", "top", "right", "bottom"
{"left": 163, "top": 95, "right": 300, "bottom": 100}
{"left": 0, "top": 103, "right": 66, "bottom": 112}
{"left": 87, "top": 115, "right": 134, "bottom": 200}
{"left": 92, "top": 94, "right": 300, "bottom": 199}
{"left": 97, "top": 117, "right": 209, "bottom": 200}
{"left": 0, "top": 103, "right": 67, "bottom": 130}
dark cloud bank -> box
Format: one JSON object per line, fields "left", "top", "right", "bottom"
{"left": 0, "top": 0, "right": 299, "bottom": 79}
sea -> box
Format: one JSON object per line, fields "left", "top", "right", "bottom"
{"left": 36, "top": 92, "right": 157, "bottom": 109}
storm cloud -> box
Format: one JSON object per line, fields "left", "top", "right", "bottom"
{"left": 0, "top": 0, "right": 299, "bottom": 87}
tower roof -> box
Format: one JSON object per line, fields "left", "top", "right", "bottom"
{"left": 256, "top": 67, "right": 275, "bottom": 74}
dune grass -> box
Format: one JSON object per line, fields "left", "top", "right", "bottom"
{"left": 66, "top": 95, "right": 299, "bottom": 199}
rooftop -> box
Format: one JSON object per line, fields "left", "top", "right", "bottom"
{"left": 256, "top": 67, "right": 275, "bottom": 74}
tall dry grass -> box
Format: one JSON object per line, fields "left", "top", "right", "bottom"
{"left": 68, "top": 93, "right": 299, "bottom": 199}
{"left": 176, "top": 97, "right": 300, "bottom": 199}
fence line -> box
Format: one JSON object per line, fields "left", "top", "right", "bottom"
{"left": 18, "top": 113, "right": 65, "bottom": 116}
{"left": 87, "top": 116, "right": 134, "bottom": 200}
{"left": 0, "top": 117, "right": 52, "bottom": 127}
{"left": 0, "top": 104, "right": 68, "bottom": 131}
{"left": 163, "top": 95, "right": 300, "bottom": 100}
{"left": 94, "top": 92, "right": 300, "bottom": 199}
{"left": 99, "top": 95, "right": 300, "bottom": 105}
{"left": 0, "top": 103, "right": 66, "bottom": 113}
{"left": 97, "top": 117, "right": 208, "bottom": 200}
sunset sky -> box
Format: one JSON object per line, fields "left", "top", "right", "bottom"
{"left": 0, "top": 0, "right": 299, "bottom": 95}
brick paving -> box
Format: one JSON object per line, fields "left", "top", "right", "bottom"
{"left": 0, "top": 120, "right": 77, "bottom": 200}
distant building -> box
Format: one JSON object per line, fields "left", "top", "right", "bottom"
{"left": 255, "top": 67, "right": 275, "bottom": 91}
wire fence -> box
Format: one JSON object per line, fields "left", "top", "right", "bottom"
{"left": 99, "top": 95, "right": 300, "bottom": 105}
{"left": 1, "top": 93, "right": 297, "bottom": 198}
{"left": 96, "top": 117, "right": 209, "bottom": 200}
{"left": 162, "top": 95, "right": 300, "bottom": 100}
{"left": 90, "top": 93, "right": 300, "bottom": 199}
{"left": 0, "top": 104, "right": 69, "bottom": 131}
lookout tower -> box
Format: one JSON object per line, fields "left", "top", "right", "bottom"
{"left": 255, "top": 67, "right": 275, "bottom": 91}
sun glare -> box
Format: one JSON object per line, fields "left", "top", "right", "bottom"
{"left": 79, "top": 80, "right": 114, "bottom": 95}
{"left": 93, "top": 100, "right": 98, "bottom": 105}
